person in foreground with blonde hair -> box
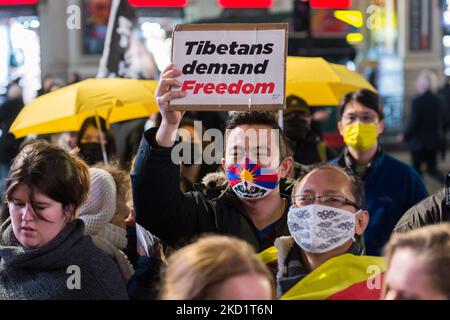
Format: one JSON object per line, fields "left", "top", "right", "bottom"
{"left": 382, "top": 223, "right": 450, "bottom": 300}
{"left": 160, "top": 235, "right": 275, "bottom": 300}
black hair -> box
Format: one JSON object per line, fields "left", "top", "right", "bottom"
{"left": 293, "top": 163, "right": 365, "bottom": 209}
{"left": 339, "top": 89, "right": 384, "bottom": 120}
{"left": 77, "top": 116, "right": 117, "bottom": 160}
{"left": 225, "top": 111, "right": 288, "bottom": 161}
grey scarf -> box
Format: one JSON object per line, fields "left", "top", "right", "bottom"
{"left": 0, "top": 218, "right": 128, "bottom": 300}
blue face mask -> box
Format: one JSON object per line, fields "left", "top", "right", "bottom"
{"left": 224, "top": 158, "right": 280, "bottom": 199}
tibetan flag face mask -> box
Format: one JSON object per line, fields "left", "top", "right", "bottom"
{"left": 224, "top": 158, "right": 280, "bottom": 200}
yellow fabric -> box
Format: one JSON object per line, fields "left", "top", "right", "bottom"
{"left": 343, "top": 122, "right": 378, "bottom": 152}
{"left": 317, "top": 142, "right": 327, "bottom": 162}
{"left": 10, "top": 78, "right": 159, "bottom": 138}
{"left": 280, "top": 254, "right": 386, "bottom": 300}
{"left": 256, "top": 246, "right": 278, "bottom": 265}
{"left": 286, "top": 57, "right": 376, "bottom": 106}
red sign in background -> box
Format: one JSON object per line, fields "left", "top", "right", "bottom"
{"left": 309, "top": 0, "right": 352, "bottom": 9}
{"left": 128, "top": 0, "right": 188, "bottom": 7}
{"left": 0, "top": 0, "right": 39, "bottom": 5}
{"left": 217, "top": 0, "right": 273, "bottom": 8}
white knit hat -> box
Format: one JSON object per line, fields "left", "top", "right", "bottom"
{"left": 78, "top": 168, "right": 117, "bottom": 235}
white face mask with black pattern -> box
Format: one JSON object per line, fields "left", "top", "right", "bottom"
{"left": 287, "top": 204, "right": 359, "bottom": 254}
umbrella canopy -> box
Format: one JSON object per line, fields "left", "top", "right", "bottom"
{"left": 10, "top": 78, "right": 159, "bottom": 138}
{"left": 286, "top": 56, "right": 376, "bottom": 106}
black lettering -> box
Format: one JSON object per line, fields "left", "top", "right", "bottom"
{"left": 229, "top": 41, "right": 239, "bottom": 54}
{"left": 185, "top": 41, "right": 198, "bottom": 55}
{"left": 240, "top": 63, "right": 253, "bottom": 74}
{"left": 217, "top": 44, "right": 228, "bottom": 54}
{"left": 250, "top": 43, "right": 263, "bottom": 55}
{"left": 207, "top": 63, "right": 228, "bottom": 74}
{"left": 196, "top": 41, "right": 205, "bottom": 55}
{"left": 227, "top": 64, "right": 240, "bottom": 74}
{"left": 196, "top": 63, "right": 207, "bottom": 74}
{"left": 202, "top": 41, "right": 216, "bottom": 54}
{"left": 263, "top": 43, "right": 274, "bottom": 54}
{"left": 254, "top": 60, "right": 269, "bottom": 74}
{"left": 182, "top": 60, "right": 197, "bottom": 74}
{"left": 237, "top": 44, "right": 250, "bottom": 55}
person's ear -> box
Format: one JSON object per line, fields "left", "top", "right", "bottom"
{"left": 63, "top": 204, "right": 75, "bottom": 222}
{"left": 221, "top": 158, "right": 226, "bottom": 170}
{"left": 377, "top": 120, "right": 385, "bottom": 135}
{"left": 337, "top": 120, "right": 345, "bottom": 136}
{"left": 279, "top": 156, "right": 294, "bottom": 178}
{"left": 355, "top": 210, "right": 369, "bottom": 236}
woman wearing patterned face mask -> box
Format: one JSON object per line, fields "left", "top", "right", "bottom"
{"left": 266, "top": 164, "right": 386, "bottom": 300}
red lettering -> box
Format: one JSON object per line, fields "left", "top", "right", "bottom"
{"left": 216, "top": 83, "right": 227, "bottom": 94}
{"left": 181, "top": 80, "right": 196, "bottom": 92}
{"left": 242, "top": 83, "right": 254, "bottom": 94}
{"left": 193, "top": 82, "right": 204, "bottom": 94}
{"left": 229, "top": 80, "right": 243, "bottom": 94}
{"left": 179, "top": 80, "right": 275, "bottom": 95}
{"left": 255, "top": 82, "right": 275, "bottom": 94}
{"left": 203, "top": 83, "right": 215, "bottom": 94}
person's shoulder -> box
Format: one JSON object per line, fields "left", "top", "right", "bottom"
{"left": 410, "top": 188, "right": 444, "bottom": 212}
{"left": 381, "top": 152, "right": 427, "bottom": 187}
{"left": 75, "top": 236, "right": 115, "bottom": 269}
{"left": 81, "top": 246, "right": 129, "bottom": 299}
{"left": 381, "top": 152, "right": 417, "bottom": 175}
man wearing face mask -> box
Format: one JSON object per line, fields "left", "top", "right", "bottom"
{"left": 131, "top": 64, "right": 295, "bottom": 252}
{"left": 271, "top": 164, "right": 385, "bottom": 299}
{"left": 283, "top": 95, "right": 336, "bottom": 165}
{"left": 330, "top": 89, "right": 428, "bottom": 256}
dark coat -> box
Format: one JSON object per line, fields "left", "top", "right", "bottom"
{"left": 131, "top": 128, "right": 294, "bottom": 253}
{"left": 112, "top": 118, "right": 147, "bottom": 169}
{"left": 404, "top": 91, "right": 445, "bottom": 152}
{"left": 289, "top": 132, "right": 337, "bottom": 166}
{"left": 0, "top": 98, "right": 24, "bottom": 163}
{"left": 394, "top": 188, "right": 450, "bottom": 233}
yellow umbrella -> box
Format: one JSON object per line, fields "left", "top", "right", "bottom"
{"left": 10, "top": 78, "right": 159, "bottom": 138}
{"left": 286, "top": 56, "right": 376, "bottom": 106}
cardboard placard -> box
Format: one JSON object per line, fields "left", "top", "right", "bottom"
{"left": 169, "top": 23, "right": 288, "bottom": 111}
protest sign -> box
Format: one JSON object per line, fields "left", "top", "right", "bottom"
{"left": 169, "top": 23, "right": 288, "bottom": 111}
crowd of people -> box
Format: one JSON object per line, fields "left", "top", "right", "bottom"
{"left": 0, "top": 66, "right": 449, "bottom": 300}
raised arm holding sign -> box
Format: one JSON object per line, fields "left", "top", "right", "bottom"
{"left": 131, "top": 24, "right": 293, "bottom": 254}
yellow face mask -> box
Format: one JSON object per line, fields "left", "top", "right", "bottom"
{"left": 343, "top": 122, "right": 378, "bottom": 152}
